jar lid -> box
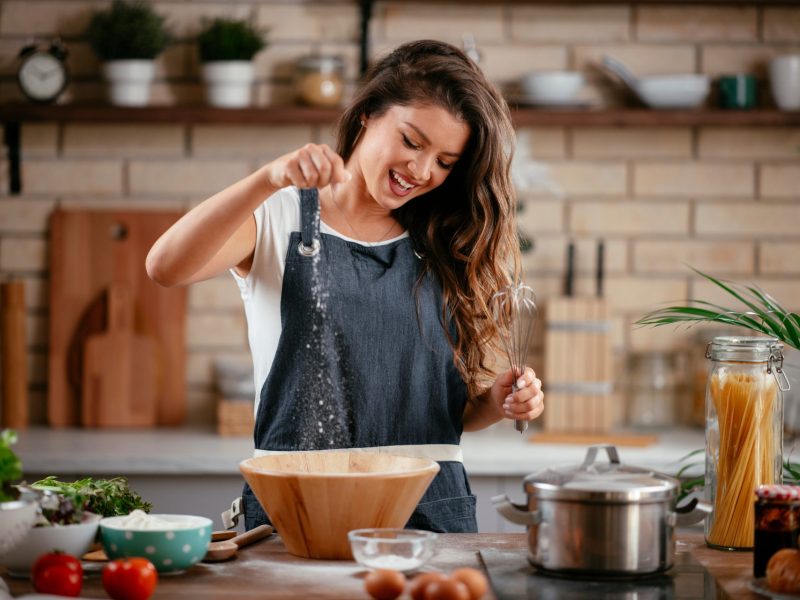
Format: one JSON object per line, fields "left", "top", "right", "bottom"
{"left": 523, "top": 445, "right": 679, "bottom": 503}
{"left": 707, "top": 336, "right": 783, "bottom": 362}
{"left": 296, "top": 54, "right": 344, "bottom": 71}
{"left": 756, "top": 485, "right": 800, "bottom": 500}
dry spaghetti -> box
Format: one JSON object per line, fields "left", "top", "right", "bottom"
{"left": 706, "top": 370, "right": 779, "bottom": 549}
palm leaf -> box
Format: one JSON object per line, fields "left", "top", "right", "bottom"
{"left": 635, "top": 268, "right": 800, "bottom": 352}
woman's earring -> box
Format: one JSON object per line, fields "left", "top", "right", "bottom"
{"left": 360, "top": 119, "right": 366, "bottom": 127}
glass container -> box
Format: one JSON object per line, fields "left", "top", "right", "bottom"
{"left": 294, "top": 55, "right": 345, "bottom": 107}
{"left": 626, "top": 351, "right": 679, "bottom": 427}
{"left": 754, "top": 485, "right": 800, "bottom": 577}
{"left": 705, "top": 336, "right": 789, "bottom": 550}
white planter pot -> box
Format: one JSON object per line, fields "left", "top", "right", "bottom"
{"left": 201, "top": 61, "right": 254, "bottom": 108}
{"left": 103, "top": 60, "right": 156, "bottom": 107}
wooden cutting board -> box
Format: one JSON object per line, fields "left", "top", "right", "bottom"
{"left": 82, "top": 283, "right": 158, "bottom": 427}
{"left": 48, "top": 209, "right": 187, "bottom": 427}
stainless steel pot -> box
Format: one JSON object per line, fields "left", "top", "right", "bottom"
{"left": 493, "top": 445, "right": 710, "bottom": 576}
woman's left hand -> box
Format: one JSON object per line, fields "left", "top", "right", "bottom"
{"left": 490, "top": 367, "right": 544, "bottom": 423}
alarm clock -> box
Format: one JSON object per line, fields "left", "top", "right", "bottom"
{"left": 17, "top": 40, "right": 69, "bottom": 103}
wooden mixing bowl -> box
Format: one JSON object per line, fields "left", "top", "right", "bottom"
{"left": 239, "top": 451, "right": 440, "bottom": 559}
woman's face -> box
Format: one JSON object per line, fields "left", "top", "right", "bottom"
{"left": 351, "top": 104, "right": 471, "bottom": 210}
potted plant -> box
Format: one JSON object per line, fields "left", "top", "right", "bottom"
{"left": 85, "top": 0, "right": 170, "bottom": 106}
{"left": 197, "top": 17, "right": 266, "bottom": 108}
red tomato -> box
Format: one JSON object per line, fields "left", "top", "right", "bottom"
{"left": 32, "top": 552, "right": 83, "bottom": 597}
{"left": 102, "top": 558, "right": 158, "bottom": 600}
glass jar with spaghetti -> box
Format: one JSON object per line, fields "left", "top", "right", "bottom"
{"left": 754, "top": 484, "right": 800, "bottom": 577}
{"left": 705, "top": 336, "right": 790, "bottom": 550}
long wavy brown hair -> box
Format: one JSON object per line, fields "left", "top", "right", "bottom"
{"left": 335, "top": 39, "right": 520, "bottom": 398}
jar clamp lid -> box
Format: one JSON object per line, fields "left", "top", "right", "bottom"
{"left": 706, "top": 336, "right": 790, "bottom": 392}
{"left": 523, "top": 445, "right": 679, "bottom": 503}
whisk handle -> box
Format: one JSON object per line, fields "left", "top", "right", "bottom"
{"left": 511, "top": 383, "right": 529, "bottom": 434}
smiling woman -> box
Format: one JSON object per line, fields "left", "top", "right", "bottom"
{"left": 145, "top": 39, "right": 545, "bottom": 535}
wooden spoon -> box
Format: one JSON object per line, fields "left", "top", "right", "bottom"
{"left": 203, "top": 524, "right": 274, "bottom": 562}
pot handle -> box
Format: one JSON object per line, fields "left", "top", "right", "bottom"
{"left": 674, "top": 497, "right": 713, "bottom": 527}
{"left": 580, "top": 445, "right": 621, "bottom": 470}
{"left": 492, "top": 494, "right": 541, "bottom": 526}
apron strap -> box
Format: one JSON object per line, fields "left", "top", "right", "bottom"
{"left": 298, "top": 187, "right": 321, "bottom": 257}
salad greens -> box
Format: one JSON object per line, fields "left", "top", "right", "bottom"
{"left": 0, "top": 429, "right": 23, "bottom": 502}
{"left": 30, "top": 476, "right": 151, "bottom": 524}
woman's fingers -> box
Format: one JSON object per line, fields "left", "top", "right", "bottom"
{"left": 503, "top": 369, "right": 544, "bottom": 421}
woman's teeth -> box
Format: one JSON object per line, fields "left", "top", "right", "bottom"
{"left": 391, "top": 170, "right": 414, "bottom": 190}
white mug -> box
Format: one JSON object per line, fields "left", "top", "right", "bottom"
{"left": 769, "top": 54, "right": 800, "bottom": 110}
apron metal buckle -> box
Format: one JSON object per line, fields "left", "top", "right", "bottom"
{"left": 221, "top": 496, "right": 243, "bottom": 529}
{"left": 298, "top": 239, "right": 321, "bottom": 257}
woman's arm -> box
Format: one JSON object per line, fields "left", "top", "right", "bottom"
{"left": 462, "top": 367, "right": 543, "bottom": 432}
{"left": 146, "top": 143, "right": 349, "bottom": 287}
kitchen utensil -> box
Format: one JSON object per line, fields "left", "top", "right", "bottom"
{"left": 491, "top": 283, "right": 539, "bottom": 434}
{"left": 211, "top": 530, "right": 238, "bottom": 542}
{"left": 239, "top": 451, "right": 439, "bottom": 559}
{"left": 49, "top": 209, "right": 187, "bottom": 427}
{"left": 100, "top": 514, "right": 212, "bottom": 573}
{"left": 0, "top": 513, "right": 101, "bottom": 576}
{"left": 203, "top": 524, "right": 274, "bottom": 562}
{"left": 769, "top": 54, "right": 800, "bottom": 110}
{"left": 543, "top": 242, "right": 614, "bottom": 433}
{"left": 82, "top": 283, "right": 158, "bottom": 427}
{"left": 0, "top": 500, "right": 37, "bottom": 557}
{"left": 1, "top": 280, "right": 28, "bottom": 428}
{"left": 493, "top": 445, "right": 711, "bottom": 576}
{"left": 718, "top": 73, "right": 757, "bottom": 109}
{"left": 479, "top": 547, "right": 722, "bottom": 600}
{"left": 520, "top": 71, "right": 584, "bottom": 105}
{"left": 529, "top": 431, "right": 658, "bottom": 447}
{"left": 704, "top": 337, "right": 786, "bottom": 551}
{"left": 348, "top": 528, "right": 438, "bottom": 572}
{"left": 602, "top": 55, "right": 710, "bottom": 109}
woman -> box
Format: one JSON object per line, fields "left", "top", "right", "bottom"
{"left": 147, "top": 39, "right": 544, "bottom": 533}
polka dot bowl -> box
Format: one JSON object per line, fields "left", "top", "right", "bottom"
{"left": 99, "top": 514, "right": 212, "bottom": 573}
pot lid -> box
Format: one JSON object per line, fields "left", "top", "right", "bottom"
{"left": 523, "top": 445, "right": 679, "bottom": 503}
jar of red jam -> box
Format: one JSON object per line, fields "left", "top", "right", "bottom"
{"left": 754, "top": 485, "right": 800, "bottom": 577}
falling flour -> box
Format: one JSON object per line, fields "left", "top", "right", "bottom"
{"left": 291, "top": 205, "right": 354, "bottom": 451}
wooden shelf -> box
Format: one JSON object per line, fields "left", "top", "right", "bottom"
{"left": 1, "top": 103, "right": 798, "bottom": 195}
{"left": 2, "top": 103, "right": 799, "bottom": 128}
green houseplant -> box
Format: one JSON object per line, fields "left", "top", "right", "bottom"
{"left": 85, "top": 0, "right": 171, "bottom": 106}
{"left": 196, "top": 18, "right": 267, "bottom": 108}
{"left": 636, "top": 268, "right": 800, "bottom": 352}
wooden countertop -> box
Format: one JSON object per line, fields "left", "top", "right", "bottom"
{"left": 2, "top": 531, "right": 762, "bottom": 599}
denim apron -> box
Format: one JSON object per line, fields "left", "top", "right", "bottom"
{"left": 241, "top": 188, "right": 477, "bottom": 533}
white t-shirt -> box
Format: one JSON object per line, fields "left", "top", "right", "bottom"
{"left": 230, "top": 186, "right": 408, "bottom": 415}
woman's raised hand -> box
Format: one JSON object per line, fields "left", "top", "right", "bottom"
{"left": 491, "top": 366, "right": 544, "bottom": 423}
{"left": 264, "top": 143, "right": 351, "bottom": 190}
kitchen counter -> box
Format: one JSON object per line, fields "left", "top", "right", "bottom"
{"left": 11, "top": 425, "right": 706, "bottom": 532}
{"left": 12, "top": 424, "right": 705, "bottom": 476}
{"left": 1, "top": 531, "right": 760, "bottom": 599}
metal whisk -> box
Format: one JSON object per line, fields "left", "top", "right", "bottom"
{"left": 491, "top": 283, "right": 539, "bottom": 434}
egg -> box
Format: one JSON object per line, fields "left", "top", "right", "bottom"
{"left": 450, "top": 568, "right": 489, "bottom": 600}
{"left": 364, "top": 568, "right": 406, "bottom": 600}
{"left": 424, "top": 578, "right": 471, "bottom": 600}
{"left": 409, "top": 572, "right": 448, "bottom": 600}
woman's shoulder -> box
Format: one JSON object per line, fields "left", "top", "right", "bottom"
{"left": 258, "top": 185, "right": 300, "bottom": 230}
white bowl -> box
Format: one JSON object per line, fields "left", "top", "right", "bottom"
{"left": 348, "top": 528, "right": 438, "bottom": 572}
{"left": 635, "top": 74, "right": 710, "bottom": 109}
{"left": 0, "top": 500, "right": 37, "bottom": 556}
{"left": 521, "top": 71, "right": 584, "bottom": 105}
{"left": 0, "top": 513, "right": 101, "bottom": 576}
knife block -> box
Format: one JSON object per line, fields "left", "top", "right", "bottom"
{"left": 542, "top": 297, "right": 615, "bottom": 433}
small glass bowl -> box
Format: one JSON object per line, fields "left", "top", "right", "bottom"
{"left": 348, "top": 528, "right": 438, "bottom": 572}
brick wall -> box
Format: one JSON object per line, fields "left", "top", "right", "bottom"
{"left": 0, "top": 1, "right": 798, "bottom": 425}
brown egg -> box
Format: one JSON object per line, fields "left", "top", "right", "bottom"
{"left": 767, "top": 548, "right": 800, "bottom": 593}
{"left": 364, "top": 569, "right": 406, "bottom": 600}
{"left": 424, "top": 578, "right": 471, "bottom": 600}
{"left": 450, "top": 568, "right": 489, "bottom": 600}
{"left": 409, "top": 572, "right": 448, "bottom": 600}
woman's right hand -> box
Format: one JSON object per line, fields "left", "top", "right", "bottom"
{"left": 263, "top": 143, "right": 351, "bottom": 190}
